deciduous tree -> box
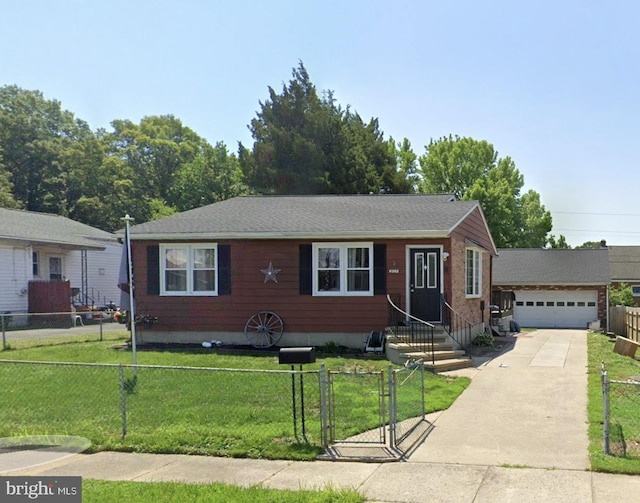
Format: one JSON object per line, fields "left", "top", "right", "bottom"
{"left": 418, "top": 135, "right": 552, "bottom": 248}
{"left": 0, "top": 85, "right": 95, "bottom": 214}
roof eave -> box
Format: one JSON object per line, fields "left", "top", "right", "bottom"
{"left": 129, "top": 230, "right": 452, "bottom": 241}
{"left": 0, "top": 235, "right": 106, "bottom": 251}
{"left": 493, "top": 281, "right": 611, "bottom": 286}
{"left": 448, "top": 203, "right": 498, "bottom": 255}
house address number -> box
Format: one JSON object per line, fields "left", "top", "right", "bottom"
{"left": 388, "top": 268, "right": 400, "bottom": 274}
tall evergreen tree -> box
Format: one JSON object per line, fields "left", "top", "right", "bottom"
{"left": 240, "top": 62, "right": 413, "bottom": 195}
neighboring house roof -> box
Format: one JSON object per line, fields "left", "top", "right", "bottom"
{"left": 608, "top": 246, "right": 640, "bottom": 282}
{"left": 128, "top": 194, "right": 495, "bottom": 250}
{"left": 0, "top": 208, "right": 116, "bottom": 251}
{"left": 492, "top": 248, "right": 610, "bottom": 286}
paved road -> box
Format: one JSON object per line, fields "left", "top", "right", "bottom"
{"left": 1, "top": 321, "right": 125, "bottom": 344}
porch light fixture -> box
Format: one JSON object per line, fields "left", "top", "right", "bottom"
{"left": 442, "top": 252, "right": 450, "bottom": 261}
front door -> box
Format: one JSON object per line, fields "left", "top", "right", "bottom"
{"left": 49, "top": 256, "right": 63, "bottom": 281}
{"left": 410, "top": 248, "right": 441, "bottom": 322}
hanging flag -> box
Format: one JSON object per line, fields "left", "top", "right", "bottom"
{"left": 117, "top": 230, "right": 132, "bottom": 311}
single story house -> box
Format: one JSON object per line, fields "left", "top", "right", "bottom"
{"left": 608, "top": 246, "right": 640, "bottom": 306}
{"left": 0, "top": 208, "right": 122, "bottom": 315}
{"left": 492, "top": 248, "right": 610, "bottom": 329}
{"left": 126, "top": 194, "right": 498, "bottom": 348}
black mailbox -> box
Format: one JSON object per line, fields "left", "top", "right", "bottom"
{"left": 279, "top": 347, "right": 316, "bottom": 365}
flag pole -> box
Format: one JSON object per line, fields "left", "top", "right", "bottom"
{"left": 121, "top": 214, "right": 137, "bottom": 367}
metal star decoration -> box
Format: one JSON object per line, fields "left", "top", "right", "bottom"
{"left": 261, "top": 262, "right": 281, "bottom": 283}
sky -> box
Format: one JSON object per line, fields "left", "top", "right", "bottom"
{"left": 1, "top": 0, "right": 639, "bottom": 247}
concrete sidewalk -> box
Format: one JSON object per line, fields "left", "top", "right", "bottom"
{"left": 5, "top": 329, "right": 640, "bottom": 502}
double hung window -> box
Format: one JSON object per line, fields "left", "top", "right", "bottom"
{"left": 465, "top": 248, "right": 482, "bottom": 297}
{"left": 313, "top": 242, "right": 373, "bottom": 296}
{"left": 160, "top": 244, "right": 217, "bottom": 295}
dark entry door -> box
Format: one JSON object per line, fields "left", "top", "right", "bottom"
{"left": 410, "top": 249, "right": 441, "bottom": 322}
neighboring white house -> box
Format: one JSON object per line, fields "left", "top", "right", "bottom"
{"left": 0, "top": 208, "right": 122, "bottom": 314}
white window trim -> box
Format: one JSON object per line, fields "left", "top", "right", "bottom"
{"left": 632, "top": 285, "right": 640, "bottom": 297}
{"left": 465, "top": 248, "right": 482, "bottom": 298}
{"left": 312, "top": 242, "right": 374, "bottom": 296}
{"left": 160, "top": 243, "right": 218, "bottom": 296}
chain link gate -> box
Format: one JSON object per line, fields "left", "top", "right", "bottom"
{"left": 321, "top": 366, "right": 387, "bottom": 445}
{"left": 319, "top": 364, "right": 426, "bottom": 450}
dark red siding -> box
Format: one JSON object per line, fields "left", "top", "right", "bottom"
{"left": 132, "top": 238, "right": 451, "bottom": 334}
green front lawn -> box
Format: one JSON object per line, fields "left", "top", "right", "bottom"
{"left": 0, "top": 337, "right": 469, "bottom": 461}
{"left": 588, "top": 331, "right": 640, "bottom": 474}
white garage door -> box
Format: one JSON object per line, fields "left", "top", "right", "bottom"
{"left": 513, "top": 290, "right": 598, "bottom": 328}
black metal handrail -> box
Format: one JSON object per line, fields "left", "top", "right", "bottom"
{"left": 442, "top": 300, "right": 473, "bottom": 348}
{"left": 386, "top": 294, "right": 436, "bottom": 366}
{"left": 71, "top": 288, "right": 116, "bottom": 310}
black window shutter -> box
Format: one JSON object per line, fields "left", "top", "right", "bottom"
{"left": 146, "top": 245, "right": 160, "bottom": 295}
{"left": 373, "top": 244, "right": 386, "bottom": 295}
{"left": 218, "top": 244, "right": 231, "bottom": 295}
{"left": 299, "top": 244, "right": 312, "bottom": 295}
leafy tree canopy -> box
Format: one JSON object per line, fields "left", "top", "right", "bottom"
{"left": 1, "top": 74, "right": 564, "bottom": 247}
{"left": 576, "top": 240, "right": 607, "bottom": 249}
{"left": 0, "top": 85, "right": 92, "bottom": 215}
{"left": 0, "top": 151, "right": 19, "bottom": 208}
{"left": 609, "top": 283, "right": 635, "bottom": 307}
{"left": 418, "top": 135, "right": 553, "bottom": 248}
{"left": 547, "top": 234, "right": 571, "bottom": 248}
{"left": 0, "top": 85, "right": 248, "bottom": 232}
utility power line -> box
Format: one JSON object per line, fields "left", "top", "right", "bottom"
{"left": 551, "top": 210, "right": 640, "bottom": 217}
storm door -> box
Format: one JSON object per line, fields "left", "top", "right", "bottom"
{"left": 409, "top": 249, "right": 441, "bottom": 322}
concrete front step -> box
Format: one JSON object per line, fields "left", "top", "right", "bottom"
{"left": 423, "top": 357, "right": 474, "bottom": 372}
{"left": 401, "top": 349, "right": 467, "bottom": 361}
{"left": 386, "top": 334, "right": 449, "bottom": 344}
{"left": 387, "top": 343, "right": 460, "bottom": 366}
{"left": 385, "top": 324, "right": 474, "bottom": 372}
{"left": 387, "top": 342, "right": 454, "bottom": 352}
{"left": 385, "top": 328, "right": 474, "bottom": 372}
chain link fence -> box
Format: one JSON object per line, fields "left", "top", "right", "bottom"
{"left": 1, "top": 360, "right": 428, "bottom": 458}
{"left": 602, "top": 369, "right": 640, "bottom": 458}
{"left": 391, "top": 363, "right": 426, "bottom": 445}
{"left": 0, "top": 360, "right": 323, "bottom": 458}
{"left": 1, "top": 312, "right": 128, "bottom": 350}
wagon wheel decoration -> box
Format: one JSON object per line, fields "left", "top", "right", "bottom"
{"left": 244, "top": 311, "right": 284, "bottom": 348}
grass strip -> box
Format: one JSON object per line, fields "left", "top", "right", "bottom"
{"left": 83, "top": 479, "right": 365, "bottom": 503}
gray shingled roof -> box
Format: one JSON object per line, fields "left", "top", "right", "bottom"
{"left": 609, "top": 246, "right": 640, "bottom": 281}
{"left": 128, "top": 194, "right": 483, "bottom": 240}
{"left": 0, "top": 208, "right": 116, "bottom": 250}
{"left": 492, "top": 248, "right": 610, "bottom": 285}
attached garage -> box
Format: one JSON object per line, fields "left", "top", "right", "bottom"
{"left": 513, "top": 290, "right": 598, "bottom": 329}
{"left": 492, "top": 248, "right": 610, "bottom": 331}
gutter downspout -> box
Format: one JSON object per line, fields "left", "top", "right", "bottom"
{"left": 606, "top": 285, "right": 610, "bottom": 333}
